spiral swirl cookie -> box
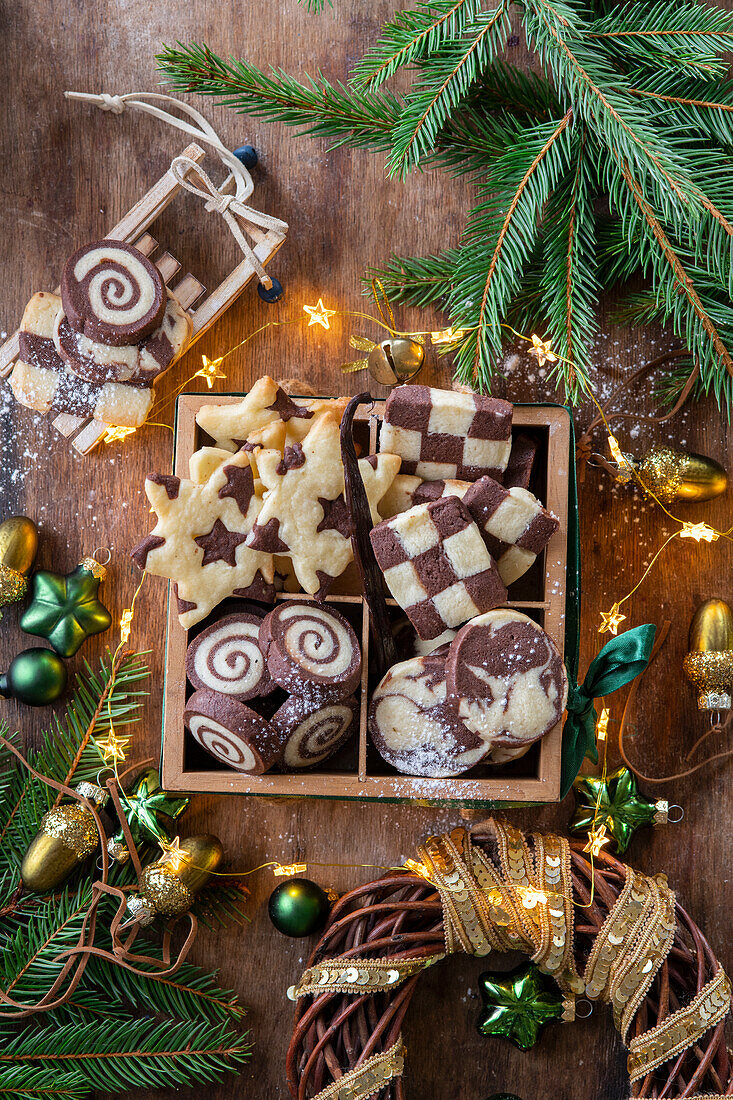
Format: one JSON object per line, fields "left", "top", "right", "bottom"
{"left": 368, "top": 654, "right": 490, "bottom": 777}
{"left": 184, "top": 690, "right": 286, "bottom": 774}
{"left": 272, "top": 695, "right": 358, "bottom": 770}
{"left": 259, "top": 601, "right": 361, "bottom": 702}
{"left": 186, "top": 613, "right": 273, "bottom": 701}
{"left": 445, "top": 610, "right": 568, "bottom": 750}
{"left": 61, "top": 240, "right": 166, "bottom": 345}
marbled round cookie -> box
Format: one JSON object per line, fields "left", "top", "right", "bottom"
{"left": 61, "top": 240, "right": 166, "bottom": 345}
{"left": 259, "top": 601, "right": 361, "bottom": 702}
{"left": 272, "top": 694, "right": 358, "bottom": 770}
{"left": 445, "top": 610, "right": 567, "bottom": 751}
{"left": 368, "top": 654, "right": 490, "bottom": 777}
{"left": 186, "top": 613, "right": 273, "bottom": 701}
{"left": 184, "top": 689, "right": 285, "bottom": 774}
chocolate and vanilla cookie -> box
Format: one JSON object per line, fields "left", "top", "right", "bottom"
{"left": 369, "top": 654, "right": 489, "bottom": 777}
{"left": 61, "top": 239, "right": 166, "bottom": 345}
{"left": 378, "top": 474, "right": 470, "bottom": 520}
{"left": 462, "top": 476, "right": 560, "bottom": 585}
{"left": 370, "top": 496, "right": 507, "bottom": 639}
{"left": 445, "top": 610, "right": 567, "bottom": 750}
{"left": 379, "top": 385, "right": 512, "bottom": 482}
{"left": 186, "top": 613, "right": 273, "bottom": 701}
{"left": 184, "top": 689, "right": 285, "bottom": 774}
{"left": 259, "top": 601, "right": 361, "bottom": 702}
{"left": 272, "top": 694, "right": 358, "bottom": 770}
{"left": 504, "top": 433, "right": 537, "bottom": 490}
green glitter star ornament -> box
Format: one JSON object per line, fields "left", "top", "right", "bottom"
{"left": 109, "top": 767, "right": 190, "bottom": 863}
{"left": 477, "top": 963, "right": 567, "bottom": 1051}
{"left": 21, "top": 556, "right": 112, "bottom": 657}
{"left": 570, "top": 766, "right": 669, "bottom": 854}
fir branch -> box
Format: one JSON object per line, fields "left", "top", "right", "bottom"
{"left": 451, "top": 110, "right": 574, "bottom": 385}
{"left": 387, "top": 6, "right": 512, "bottom": 177}
{"left": 364, "top": 248, "right": 462, "bottom": 308}
{"left": 157, "top": 43, "right": 402, "bottom": 151}
{"left": 0, "top": 1065, "right": 87, "bottom": 1099}
{"left": 353, "top": 0, "right": 483, "bottom": 88}
{"left": 587, "top": 1, "right": 733, "bottom": 77}
{"left": 0, "top": 1019, "right": 250, "bottom": 1093}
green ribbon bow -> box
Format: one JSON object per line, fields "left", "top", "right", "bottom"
{"left": 561, "top": 623, "right": 657, "bottom": 798}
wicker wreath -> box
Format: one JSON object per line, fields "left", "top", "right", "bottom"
{"left": 285, "top": 819, "right": 732, "bottom": 1100}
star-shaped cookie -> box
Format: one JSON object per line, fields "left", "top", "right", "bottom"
{"left": 196, "top": 375, "right": 348, "bottom": 452}
{"left": 246, "top": 411, "right": 400, "bottom": 595}
{"left": 131, "top": 449, "right": 274, "bottom": 628}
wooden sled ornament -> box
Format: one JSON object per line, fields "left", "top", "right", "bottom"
{"left": 0, "top": 142, "right": 288, "bottom": 454}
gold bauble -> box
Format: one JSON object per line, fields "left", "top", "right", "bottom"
{"left": 636, "top": 445, "right": 727, "bottom": 504}
{"left": 683, "top": 598, "right": 733, "bottom": 710}
{"left": 0, "top": 516, "right": 38, "bottom": 609}
{"left": 367, "top": 338, "right": 424, "bottom": 387}
{"left": 21, "top": 783, "right": 106, "bottom": 893}
{"left": 131, "top": 834, "right": 224, "bottom": 925}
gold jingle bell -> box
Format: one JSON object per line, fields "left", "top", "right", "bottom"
{"left": 21, "top": 782, "right": 107, "bottom": 893}
{"left": 0, "top": 516, "right": 38, "bottom": 609}
{"left": 632, "top": 445, "right": 727, "bottom": 504}
{"left": 126, "top": 834, "right": 224, "bottom": 926}
{"left": 683, "top": 598, "right": 733, "bottom": 711}
{"left": 367, "top": 338, "right": 424, "bottom": 387}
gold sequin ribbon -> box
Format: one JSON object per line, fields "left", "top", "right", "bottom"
{"left": 627, "top": 966, "right": 731, "bottom": 1082}
{"left": 286, "top": 954, "right": 442, "bottom": 1001}
{"left": 311, "top": 1037, "right": 405, "bottom": 1100}
{"left": 584, "top": 867, "right": 677, "bottom": 1043}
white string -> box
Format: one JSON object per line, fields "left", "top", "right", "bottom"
{"left": 64, "top": 90, "right": 288, "bottom": 286}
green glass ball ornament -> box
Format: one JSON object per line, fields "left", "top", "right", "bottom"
{"left": 0, "top": 647, "right": 67, "bottom": 705}
{"left": 21, "top": 556, "right": 112, "bottom": 657}
{"left": 0, "top": 516, "right": 38, "bottom": 611}
{"left": 268, "top": 877, "right": 331, "bottom": 937}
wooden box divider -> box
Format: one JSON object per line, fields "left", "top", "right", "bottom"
{"left": 161, "top": 393, "right": 571, "bottom": 805}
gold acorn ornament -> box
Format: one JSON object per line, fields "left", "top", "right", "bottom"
{"left": 21, "top": 782, "right": 107, "bottom": 893}
{"left": 608, "top": 441, "right": 727, "bottom": 504}
{"left": 683, "top": 598, "right": 733, "bottom": 713}
{"left": 126, "top": 834, "right": 224, "bottom": 926}
{"left": 0, "top": 516, "right": 38, "bottom": 610}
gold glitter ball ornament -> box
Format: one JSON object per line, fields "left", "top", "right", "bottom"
{"left": 0, "top": 564, "right": 28, "bottom": 606}
{"left": 683, "top": 598, "right": 733, "bottom": 710}
{"left": 0, "top": 516, "right": 38, "bottom": 609}
{"left": 21, "top": 783, "right": 107, "bottom": 893}
{"left": 127, "top": 834, "right": 224, "bottom": 926}
{"left": 634, "top": 445, "right": 727, "bottom": 505}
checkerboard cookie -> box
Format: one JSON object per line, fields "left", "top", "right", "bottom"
{"left": 369, "top": 495, "right": 507, "bottom": 639}
{"left": 462, "top": 476, "right": 560, "bottom": 585}
{"left": 445, "top": 609, "right": 567, "bottom": 751}
{"left": 378, "top": 474, "right": 470, "bottom": 519}
{"left": 130, "top": 449, "right": 275, "bottom": 629}
{"left": 504, "top": 433, "right": 537, "bottom": 490}
{"left": 196, "top": 376, "right": 348, "bottom": 452}
{"left": 379, "top": 385, "right": 512, "bottom": 482}
{"left": 368, "top": 653, "right": 489, "bottom": 777}
{"left": 246, "top": 410, "right": 400, "bottom": 596}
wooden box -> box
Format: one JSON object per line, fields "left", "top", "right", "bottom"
{"left": 161, "top": 394, "right": 574, "bottom": 805}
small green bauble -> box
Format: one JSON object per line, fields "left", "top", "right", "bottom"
{"left": 268, "top": 877, "right": 331, "bottom": 937}
{"left": 21, "top": 558, "right": 112, "bottom": 657}
{"left": 0, "top": 647, "right": 67, "bottom": 706}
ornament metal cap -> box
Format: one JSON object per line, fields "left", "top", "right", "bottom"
{"left": 74, "top": 781, "right": 108, "bottom": 807}
{"left": 107, "top": 838, "right": 130, "bottom": 864}
{"left": 125, "top": 893, "right": 156, "bottom": 926}
{"left": 79, "top": 556, "right": 107, "bottom": 581}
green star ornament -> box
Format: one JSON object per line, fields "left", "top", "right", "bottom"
{"left": 21, "top": 557, "right": 112, "bottom": 657}
{"left": 570, "top": 766, "right": 668, "bottom": 854}
{"left": 477, "top": 963, "right": 566, "bottom": 1051}
{"left": 109, "top": 768, "right": 190, "bottom": 863}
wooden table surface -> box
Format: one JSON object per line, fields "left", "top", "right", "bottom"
{"left": 2, "top": 3, "right": 732, "bottom": 1099}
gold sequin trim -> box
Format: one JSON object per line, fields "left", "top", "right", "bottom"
{"left": 311, "top": 1037, "right": 405, "bottom": 1100}
{"left": 627, "top": 967, "right": 731, "bottom": 1082}
{"left": 418, "top": 829, "right": 502, "bottom": 957}
{"left": 287, "top": 954, "right": 443, "bottom": 1001}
